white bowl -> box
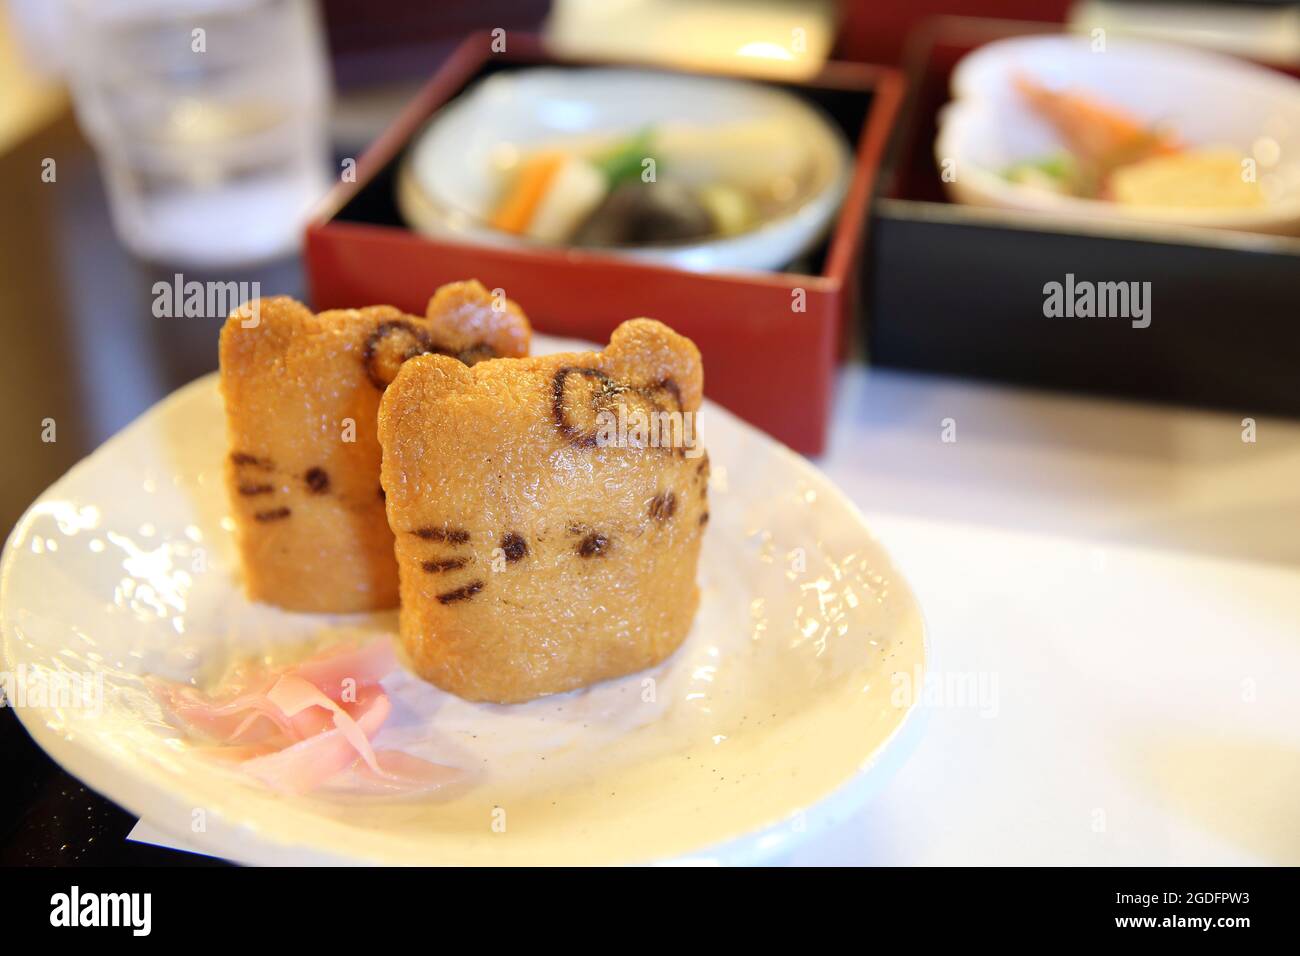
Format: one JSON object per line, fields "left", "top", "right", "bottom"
{"left": 0, "top": 337, "right": 927, "bottom": 866}
{"left": 936, "top": 35, "right": 1300, "bottom": 235}
{"left": 398, "top": 67, "right": 853, "bottom": 273}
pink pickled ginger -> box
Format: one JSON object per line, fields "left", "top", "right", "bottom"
{"left": 148, "top": 636, "right": 461, "bottom": 796}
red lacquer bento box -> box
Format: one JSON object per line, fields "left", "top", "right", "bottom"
{"left": 305, "top": 34, "right": 902, "bottom": 455}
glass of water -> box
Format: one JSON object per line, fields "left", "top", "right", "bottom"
{"left": 63, "top": 0, "right": 332, "bottom": 267}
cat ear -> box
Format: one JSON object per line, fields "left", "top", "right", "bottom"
{"left": 388, "top": 351, "right": 475, "bottom": 396}
{"left": 378, "top": 353, "right": 478, "bottom": 512}
{"left": 219, "top": 297, "right": 316, "bottom": 406}
{"left": 378, "top": 352, "right": 476, "bottom": 450}
{"left": 219, "top": 295, "right": 312, "bottom": 356}
{"left": 603, "top": 319, "right": 703, "bottom": 413}
{"left": 424, "top": 279, "right": 531, "bottom": 358}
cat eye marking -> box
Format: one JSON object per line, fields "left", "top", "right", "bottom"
{"left": 254, "top": 507, "right": 291, "bottom": 522}
{"left": 699, "top": 512, "right": 709, "bottom": 526}
{"left": 437, "top": 580, "right": 484, "bottom": 604}
{"left": 500, "top": 532, "right": 528, "bottom": 562}
{"left": 422, "top": 557, "right": 470, "bottom": 573}
{"left": 304, "top": 467, "right": 329, "bottom": 494}
{"left": 578, "top": 532, "right": 610, "bottom": 557}
{"left": 411, "top": 526, "right": 471, "bottom": 544}
{"left": 237, "top": 483, "right": 273, "bottom": 496}
{"left": 649, "top": 491, "right": 676, "bottom": 521}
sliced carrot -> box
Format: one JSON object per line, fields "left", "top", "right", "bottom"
{"left": 490, "top": 152, "right": 566, "bottom": 234}
{"left": 1013, "top": 73, "right": 1180, "bottom": 167}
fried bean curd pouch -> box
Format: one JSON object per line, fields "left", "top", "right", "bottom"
{"left": 220, "top": 281, "right": 530, "bottom": 612}
{"left": 379, "top": 318, "right": 707, "bottom": 702}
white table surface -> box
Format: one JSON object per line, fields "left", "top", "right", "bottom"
{"left": 789, "top": 365, "right": 1300, "bottom": 865}
{"left": 133, "top": 363, "right": 1300, "bottom": 865}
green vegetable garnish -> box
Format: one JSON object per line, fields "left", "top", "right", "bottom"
{"left": 594, "top": 128, "right": 655, "bottom": 185}
{"left": 1006, "top": 153, "right": 1073, "bottom": 182}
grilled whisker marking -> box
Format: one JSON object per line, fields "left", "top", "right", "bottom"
{"left": 422, "top": 557, "right": 470, "bottom": 573}
{"left": 410, "top": 527, "right": 470, "bottom": 544}
{"left": 437, "top": 580, "right": 484, "bottom": 604}
{"left": 231, "top": 452, "right": 273, "bottom": 470}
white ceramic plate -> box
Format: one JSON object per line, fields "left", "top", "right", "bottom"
{"left": 397, "top": 67, "right": 853, "bottom": 272}
{"left": 936, "top": 35, "right": 1300, "bottom": 234}
{"left": 0, "top": 338, "right": 925, "bottom": 865}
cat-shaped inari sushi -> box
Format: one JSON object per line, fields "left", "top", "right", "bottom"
{"left": 219, "top": 281, "right": 530, "bottom": 613}
{"left": 378, "top": 319, "right": 708, "bottom": 703}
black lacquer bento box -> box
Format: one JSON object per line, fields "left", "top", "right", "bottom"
{"left": 867, "top": 16, "right": 1300, "bottom": 419}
